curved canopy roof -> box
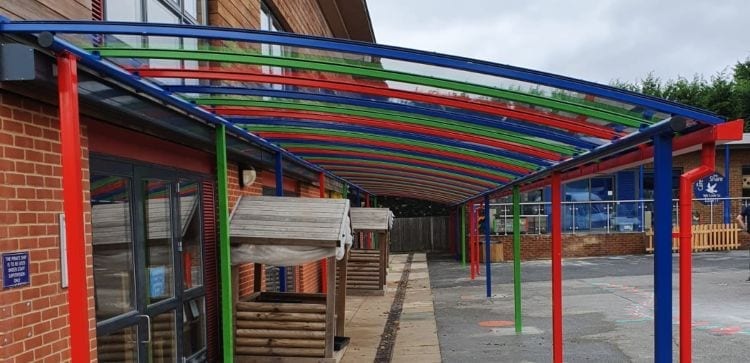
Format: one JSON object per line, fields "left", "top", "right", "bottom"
{"left": 0, "top": 21, "right": 728, "bottom": 204}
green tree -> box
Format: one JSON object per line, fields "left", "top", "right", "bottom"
{"left": 613, "top": 59, "right": 750, "bottom": 131}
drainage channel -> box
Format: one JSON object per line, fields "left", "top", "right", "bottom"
{"left": 374, "top": 253, "right": 414, "bottom": 363}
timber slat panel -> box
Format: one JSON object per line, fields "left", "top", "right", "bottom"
{"left": 236, "top": 301, "right": 326, "bottom": 313}
{"left": 236, "top": 329, "right": 326, "bottom": 339}
{"left": 229, "top": 196, "right": 350, "bottom": 249}
{"left": 350, "top": 207, "right": 394, "bottom": 232}
{"left": 235, "top": 337, "right": 325, "bottom": 349}
{"left": 235, "top": 311, "right": 325, "bottom": 322}
{"left": 235, "top": 346, "right": 324, "bottom": 357}
{"left": 235, "top": 320, "right": 326, "bottom": 331}
{"left": 646, "top": 223, "right": 742, "bottom": 252}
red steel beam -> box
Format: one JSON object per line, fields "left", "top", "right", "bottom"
{"left": 551, "top": 172, "right": 563, "bottom": 363}
{"left": 315, "top": 162, "right": 497, "bottom": 188}
{"left": 217, "top": 108, "right": 563, "bottom": 161}
{"left": 135, "top": 68, "right": 621, "bottom": 139}
{"left": 492, "top": 120, "right": 745, "bottom": 198}
{"left": 319, "top": 172, "right": 328, "bottom": 294}
{"left": 334, "top": 170, "right": 486, "bottom": 192}
{"left": 299, "top": 153, "right": 512, "bottom": 183}
{"left": 269, "top": 133, "right": 534, "bottom": 174}
{"left": 58, "top": 53, "right": 91, "bottom": 363}
{"left": 679, "top": 142, "right": 715, "bottom": 363}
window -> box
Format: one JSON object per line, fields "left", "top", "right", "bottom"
{"left": 260, "top": 3, "right": 285, "bottom": 90}
{"left": 562, "top": 177, "right": 614, "bottom": 232}
{"left": 643, "top": 168, "right": 682, "bottom": 199}
{"left": 104, "top": 0, "right": 205, "bottom": 25}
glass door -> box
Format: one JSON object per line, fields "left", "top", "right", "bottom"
{"left": 92, "top": 158, "right": 207, "bottom": 362}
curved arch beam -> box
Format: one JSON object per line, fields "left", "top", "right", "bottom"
{"left": 301, "top": 155, "right": 511, "bottom": 183}
{"left": 226, "top": 111, "right": 564, "bottom": 161}
{"left": 341, "top": 175, "right": 479, "bottom": 195}
{"left": 4, "top": 21, "right": 721, "bottom": 123}
{"left": 281, "top": 143, "right": 529, "bottom": 177}
{"left": 265, "top": 134, "right": 537, "bottom": 174}
{"left": 247, "top": 123, "right": 550, "bottom": 168}
{"left": 292, "top": 149, "right": 514, "bottom": 180}
{"left": 321, "top": 164, "right": 497, "bottom": 188}
{"left": 94, "top": 47, "right": 662, "bottom": 127}
{"left": 198, "top": 97, "right": 589, "bottom": 152}
{"left": 171, "top": 85, "right": 594, "bottom": 151}
{"left": 134, "top": 68, "right": 623, "bottom": 140}
{"left": 333, "top": 170, "right": 486, "bottom": 193}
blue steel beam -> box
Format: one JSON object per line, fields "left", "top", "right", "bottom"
{"left": 302, "top": 154, "right": 509, "bottom": 184}
{"left": 0, "top": 21, "right": 725, "bottom": 124}
{"left": 8, "top": 27, "right": 369, "bottom": 195}
{"left": 484, "top": 194, "right": 492, "bottom": 298}
{"left": 455, "top": 118, "right": 690, "bottom": 206}
{"left": 243, "top": 119, "right": 551, "bottom": 167}
{"left": 273, "top": 140, "right": 528, "bottom": 177}
{"left": 275, "top": 152, "right": 287, "bottom": 293}
{"left": 652, "top": 134, "right": 673, "bottom": 363}
{"left": 166, "top": 85, "right": 597, "bottom": 149}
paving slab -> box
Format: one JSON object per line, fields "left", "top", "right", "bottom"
{"left": 342, "top": 253, "right": 442, "bottom": 363}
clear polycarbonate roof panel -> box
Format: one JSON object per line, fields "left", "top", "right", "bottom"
{"left": 0, "top": 21, "right": 726, "bottom": 204}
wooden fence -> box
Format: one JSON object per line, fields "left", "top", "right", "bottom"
{"left": 390, "top": 216, "right": 449, "bottom": 252}
{"left": 646, "top": 223, "right": 742, "bottom": 252}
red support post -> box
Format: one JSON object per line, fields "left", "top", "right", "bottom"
{"left": 551, "top": 172, "right": 563, "bottom": 363}
{"left": 58, "top": 53, "right": 91, "bottom": 363}
{"left": 319, "top": 172, "right": 328, "bottom": 294}
{"left": 679, "top": 142, "right": 715, "bottom": 363}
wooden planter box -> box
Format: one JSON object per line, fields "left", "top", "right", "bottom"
{"left": 234, "top": 291, "right": 345, "bottom": 363}
{"left": 339, "top": 231, "right": 389, "bottom": 296}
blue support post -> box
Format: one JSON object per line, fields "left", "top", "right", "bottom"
{"left": 355, "top": 188, "right": 361, "bottom": 207}
{"left": 653, "top": 133, "right": 673, "bottom": 363}
{"left": 724, "top": 145, "right": 731, "bottom": 224}
{"left": 484, "top": 194, "right": 492, "bottom": 297}
{"left": 639, "top": 165, "right": 645, "bottom": 232}
{"left": 275, "top": 152, "right": 287, "bottom": 292}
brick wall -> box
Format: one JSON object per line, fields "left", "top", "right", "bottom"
{"left": 208, "top": 0, "right": 332, "bottom": 37}
{"left": 494, "top": 233, "right": 648, "bottom": 261}
{"left": 298, "top": 182, "right": 323, "bottom": 293}
{"left": 654, "top": 149, "right": 750, "bottom": 248}
{"left": 0, "top": 91, "right": 97, "bottom": 362}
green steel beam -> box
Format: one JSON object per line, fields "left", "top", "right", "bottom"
{"left": 513, "top": 185, "right": 522, "bottom": 334}
{"left": 93, "top": 47, "right": 650, "bottom": 128}
{"left": 245, "top": 125, "right": 540, "bottom": 171}
{"left": 216, "top": 125, "right": 233, "bottom": 362}
{"left": 301, "top": 155, "right": 512, "bottom": 181}
{"left": 195, "top": 97, "right": 577, "bottom": 154}
{"left": 279, "top": 143, "right": 522, "bottom": 179}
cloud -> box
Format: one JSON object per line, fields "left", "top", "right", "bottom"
{"left": 368, "top": 0, "right": 750, "bottom": 84}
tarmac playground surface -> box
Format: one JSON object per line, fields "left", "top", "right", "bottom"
{"left": 340, "top": 250, "right": 750, "bottom": 362}
{"left": 428, "top": 250, "right": 750, "bottom": 362}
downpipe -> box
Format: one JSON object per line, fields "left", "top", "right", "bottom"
{"left": 678, "top": 142, "right": 715, "bottom": 363}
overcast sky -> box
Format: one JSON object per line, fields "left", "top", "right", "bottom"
{"left": 367, "top": 0, "right": 750, "bottom": 85}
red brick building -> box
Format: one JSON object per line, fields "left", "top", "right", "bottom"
{"left": 489, "top": 141, "right": 750, "bottom": 260}
{"left": 0, "top": 1, "right": 374, "bottom": 362}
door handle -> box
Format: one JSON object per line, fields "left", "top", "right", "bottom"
{"left": 139, "top": 314, "right": 152, "bottom": 344}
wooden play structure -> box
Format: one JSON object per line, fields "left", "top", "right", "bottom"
{"left": 229, "top": 196, "right": 352, "bottom": 362}
{"left": 341, "top": 208, "right": 394, "bottom": 296}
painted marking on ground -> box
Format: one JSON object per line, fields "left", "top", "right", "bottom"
{"left": 479, "top": 320, "right": 514, "bottom": 327}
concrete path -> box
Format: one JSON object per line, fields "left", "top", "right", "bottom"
{"left": 342, "top": 253, "right": 442, "bottom": 363}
